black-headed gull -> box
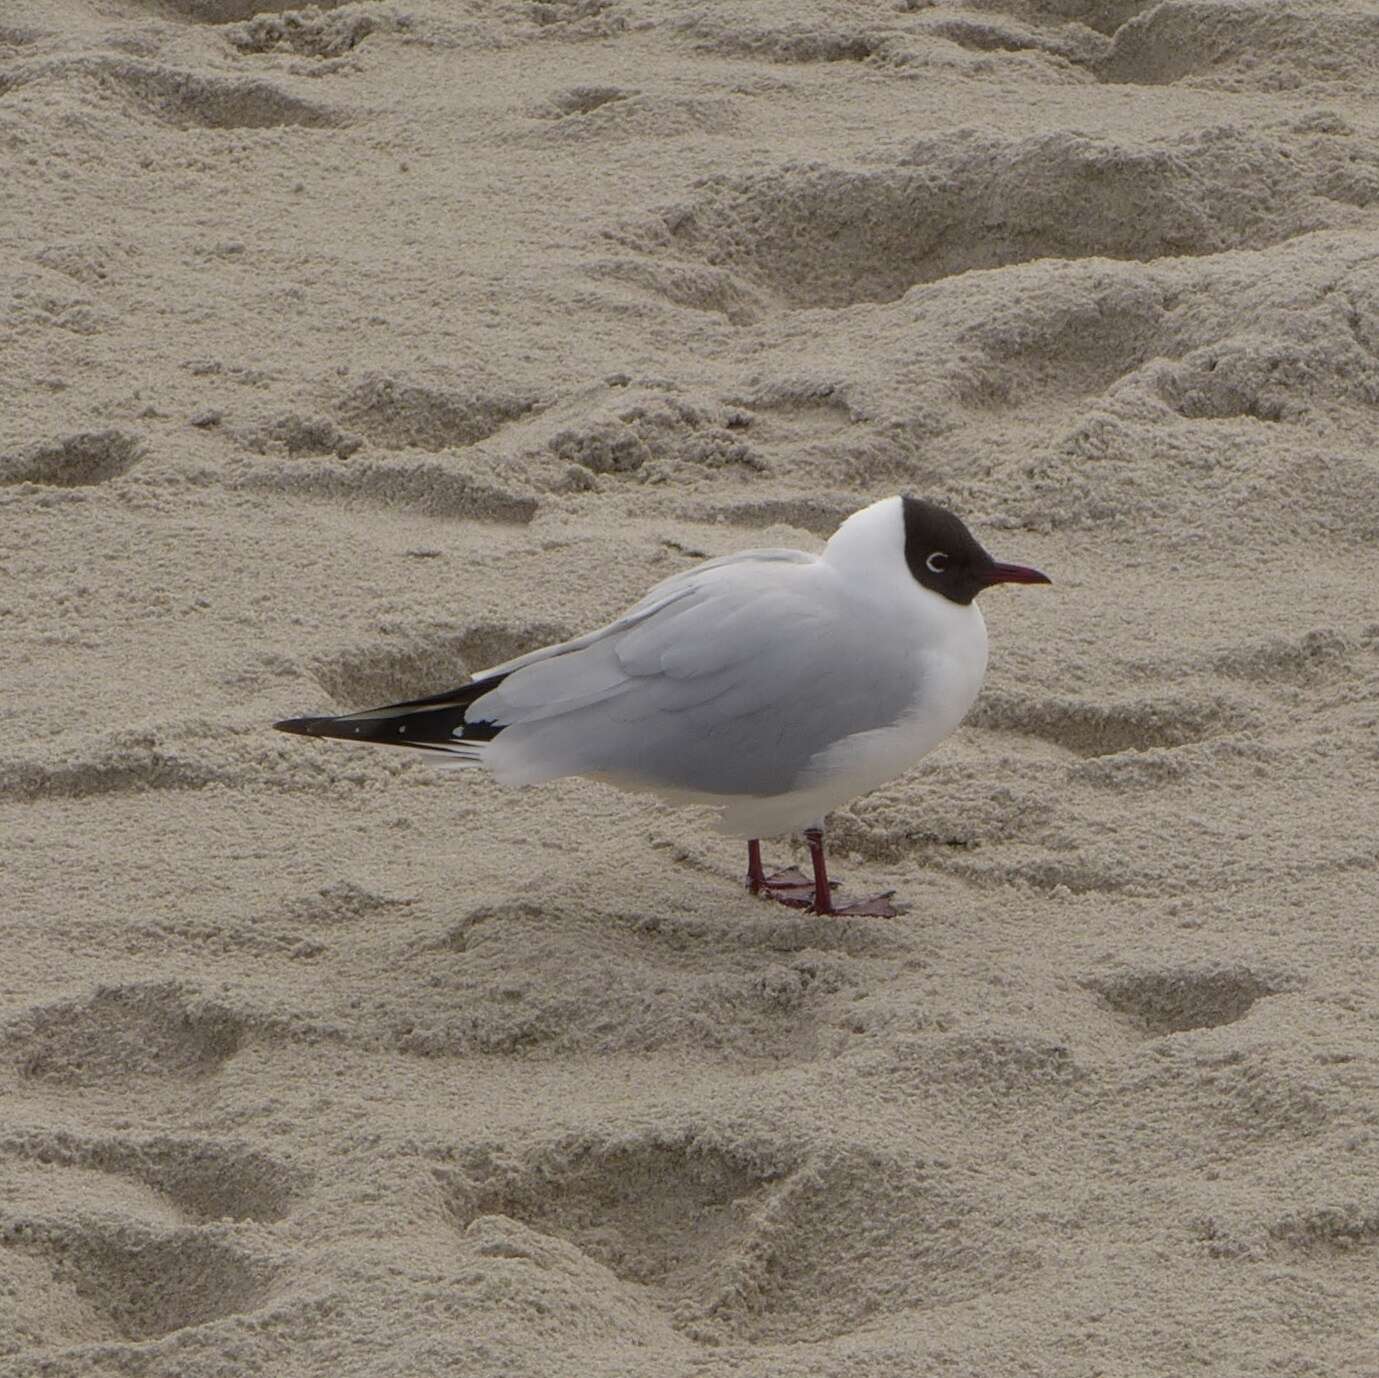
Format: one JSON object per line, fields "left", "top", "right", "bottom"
{"left": 276, "top": 496, "right": 1049, "bottom": 916}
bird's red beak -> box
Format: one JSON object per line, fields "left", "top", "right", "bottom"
{"left": 986, "top": 561, "right": 1052, "bottom": 586}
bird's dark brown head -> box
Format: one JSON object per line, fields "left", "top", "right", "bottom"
{"left": 901, "top": 497, "right": 1051, "bottom": 605}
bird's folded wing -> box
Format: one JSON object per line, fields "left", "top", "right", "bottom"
{"left": 466, "top": 549, "right": 827, "bottom": 728}
{"left": 459, "top": 549, "right": 920, "bottom": 797}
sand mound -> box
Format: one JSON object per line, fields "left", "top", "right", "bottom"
{"left": 609, "top": 124, "right": 1376, "bottom": 312}
{"left": 1101, "top": 0, "right": 1379, "bottom": 91}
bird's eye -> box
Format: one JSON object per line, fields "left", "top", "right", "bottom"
{"left": 926, "top": 552, "right": 948, "bottom": 574}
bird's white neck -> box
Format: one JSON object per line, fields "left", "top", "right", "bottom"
{"left": 821, "top": 492, "right": 989, "bottom": 710}
{"left": 820, "top": 495, "right": 906, "bottom": 582}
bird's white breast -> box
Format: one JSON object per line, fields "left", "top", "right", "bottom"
{"left": 794, "top": 576, "right": 988, "bottom": 800}
{"left": 712, "top": 499, "right": 990, "bottom": 836}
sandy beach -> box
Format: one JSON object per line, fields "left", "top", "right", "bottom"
{"left": 3, "top": 0, "right": 1379, "bottom": 1373}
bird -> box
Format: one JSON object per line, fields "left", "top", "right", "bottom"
{"left": 274, "top": 495, "right": 1049, "bottom": 916}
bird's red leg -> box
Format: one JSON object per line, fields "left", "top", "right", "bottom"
{"left": 804, "top": 827, "right": 835, "bottom": 915}
{"left": 745, "top": 838, "right": 816, "bottom": 906}
{"left": 746, "top": 830, "right": 903, "bottom": 915}
{"left": 746, "top": 839, "right": 766, "bottom": 894}
{"left": 805, "top": 826, "right": 908, "bottom": 919}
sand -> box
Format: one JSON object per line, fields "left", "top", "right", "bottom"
{"left": 3, "top": 0, "right": 1379, "bottom": 1372}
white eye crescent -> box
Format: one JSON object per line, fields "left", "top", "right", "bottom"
{"left": 926, "top": 552, "right": 948, "bottom": 573}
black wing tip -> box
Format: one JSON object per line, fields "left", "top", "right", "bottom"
{"left": 274, "top": 715, "right": 331, "bottom": 737}
{"left": 274, "top": 672, "right": 513, "bottom": 747}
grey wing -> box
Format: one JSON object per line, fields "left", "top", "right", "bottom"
{"left": 478, "top": 547, "right": 816, "bottom": 679}
{"left": 469, "top": 551, "right": 919, "bottom": 797}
